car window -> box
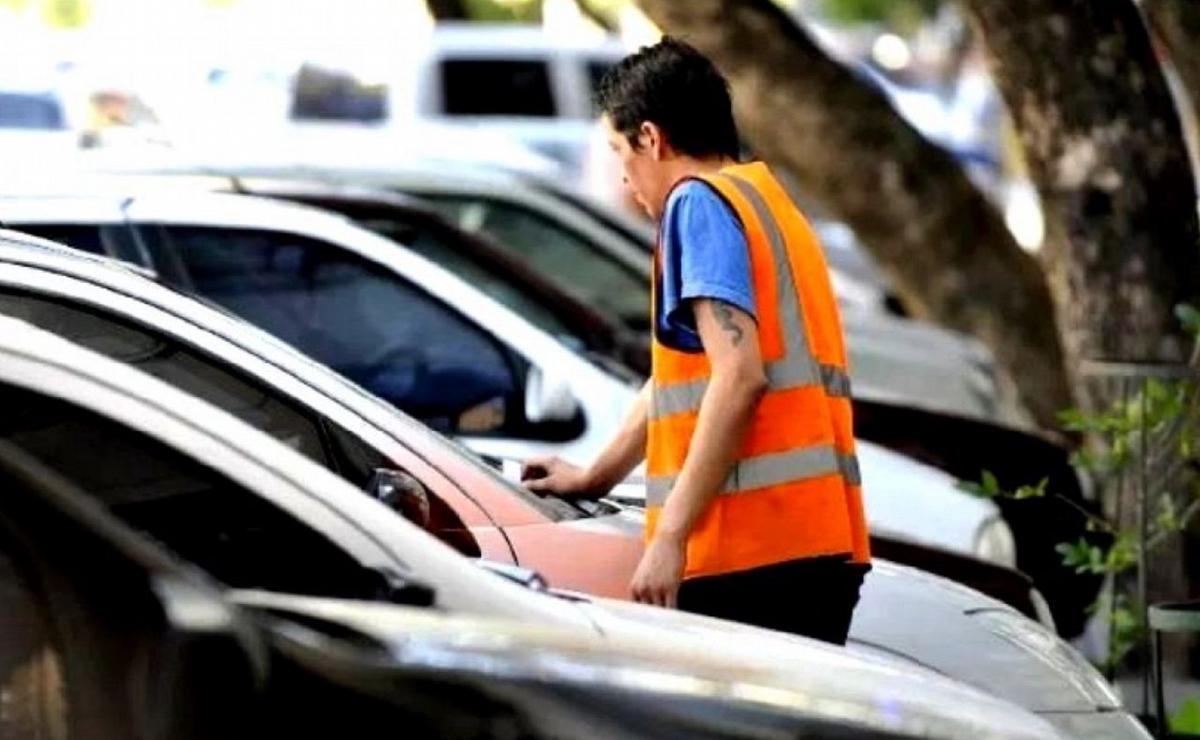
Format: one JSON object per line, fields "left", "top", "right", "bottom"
{"left": 439, "top": 59, "right": 555, "bottom": 118}
{"left": 14, "top": 224, "right": 107, "bottom": 256}
{"left": 0, "top": 290, "right": 330, "bottom": 464}
{"left": 158, "top": 227, "right": 521, "bottom": 436}
{"left": 0, "top": 93, "right": 65, "bottom": 130}
{"left": 586, "top": 60, "right": 614, "bottom": 117}
{"left": 0, "top": 383, "right": 379, "bottom": 600}
{"left": 354, "top": 214, "right": 581, "bottom": 345}
{"left": 419, "top": 196, "right": 649, "bottom": 327}
{"left": 290, "top": 63, "right": 387, "bottom": 123}
{"left": 15, "top": 223, "right": 151, "bottom": 269}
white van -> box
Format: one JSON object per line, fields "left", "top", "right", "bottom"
{"left": 390, "top": 23, "right": 627, "bottom": 174}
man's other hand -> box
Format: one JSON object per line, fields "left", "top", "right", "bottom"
{"left": 630, "top": 534, "right": 686, "bottom": 608}
{"left": 521, "top": 456, "right": 595, "bottom": 498}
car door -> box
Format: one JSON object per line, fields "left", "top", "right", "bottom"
{"left": 0, "top": 378, "right": 391, "bottom": 600}
{"left": 0, "top": 282, "right": 507, "bottom": 562}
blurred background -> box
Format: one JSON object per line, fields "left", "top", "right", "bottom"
{"left": 3, "top": 0, "right": 1200, "bottom": 729}
{"left": 0, "top": 0, "right": 1041, "bottom": 248}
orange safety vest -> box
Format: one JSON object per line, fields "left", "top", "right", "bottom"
{"left": 645, "top": 161, "right": 871, "bottom": 580}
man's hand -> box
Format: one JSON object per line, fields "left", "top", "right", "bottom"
{"left": 521, "top": 457, "right": 597, "bottom": 498}
{"left": 630, "top": 533, "right": 686, "bottom": 608}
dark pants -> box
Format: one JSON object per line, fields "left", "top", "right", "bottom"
{"left": 676, "top": 555, "right": 869, "bottom": 645}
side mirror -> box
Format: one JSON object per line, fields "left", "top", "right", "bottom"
{"left": 524, "top": 364, "right": 579, "bottom": 423}
{"left": 367, "top": 468, "right": 431, "bottom": 529}
{"left": 366, "top": 566, "right": 437, "bottom": 607}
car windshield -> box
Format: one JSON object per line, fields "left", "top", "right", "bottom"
{"left": 0, "top": 92, "right": 66, "bottom": 130}
{"left": 418, "top": 194, "right": 650, "bottom": 329}
{"left": 353, "top": 214, "right": 583, "bottom": 347}
{"left": 531, "top": 178, "right": 656, "bottom": 256}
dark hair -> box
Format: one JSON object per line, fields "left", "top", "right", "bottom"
{"left": 595, "top": 36, "right": 740, "bottom": 160}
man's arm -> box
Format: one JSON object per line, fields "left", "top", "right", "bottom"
{"left": 631, "top": 299, "right": 766, "bottom": 606}
{"left": 523, "top": 379, "right": 650, "bottom": 498}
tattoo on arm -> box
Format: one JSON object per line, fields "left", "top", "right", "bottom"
{"left": 711, "top": 301, "right": 745, "bottom": 347}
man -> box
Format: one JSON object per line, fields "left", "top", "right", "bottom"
{"left": 522, "top": 38, "right": 870, "bottom": 645}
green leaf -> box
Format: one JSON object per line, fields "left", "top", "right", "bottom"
{"left": 981, "top": 470, "right": 1000, "bottom": 495}
{"left": 1105, "top": 600, "right": 1147, "bottom": 672}
{"left": 1157, "top": 496, "right": 1181, "bottom": 534}
{"left": 1059, "top": 408, "right": 1097, "bottom": 433}
{"left": 1176, "top": 303, "right": 1200, "bottom": 337}
{"left": 1057, "top": 538, "right": 1106, "bottom": 574}
{"left": 1070, "top": 448, "right": 1128, "bottom": 476}
{"left": 1106, "top": 533, "right": 1140, "bottom": 574}
{"left": 960, "top": 470, "right": 1003, "bottom": 498}
{"left": 1013, "top": 478, "right": 1049, "bottom": 500}
{"left": 1171, "top": 698, "right": 1200, "bottom": 734}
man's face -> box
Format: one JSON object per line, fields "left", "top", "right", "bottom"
{"left": 602, "top": 115, "right": 669, "bottom": 220}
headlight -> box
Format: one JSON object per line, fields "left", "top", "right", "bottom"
{"left": 974, "top": 516, "right": 1017, "bottom": 568}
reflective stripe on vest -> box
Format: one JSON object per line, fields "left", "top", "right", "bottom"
{"left": 646, "top": 449, "right": 862, "bottom": 506}
{"left": 649, "top": 172, "right": 860, "bottom": 496}
{"left": 648, "top": 361, "right": 852, "bottom": 420}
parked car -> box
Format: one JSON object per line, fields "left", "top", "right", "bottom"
{"left": 225, "top": 176, "right": 651, "bottom": 375}
{"left": 0, "top": 80, "right": 80, "bottom": 168}
{"left": 121, "top": 158, "right": 1014, "bottom": 425}
{"left": 0, "top": 314, "right": 1137, "bottom": 738}
{"left": 0, "top": 314, "right": 1072, "bottom": 740}
{"left": 388, "top": 23, "right": 627, "bottom": 175}
{"left": 78, "top": 118, "right": 564, "bottom": 186}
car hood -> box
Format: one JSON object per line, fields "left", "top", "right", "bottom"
{"left": 849, "top": 562, "right": 1121, "bottom": 714}
{"left": 229, "top": 590, "right": 1062, "bottom": 740}
{"left": 555, "top": 511, "right": 1119, "bottom": 718}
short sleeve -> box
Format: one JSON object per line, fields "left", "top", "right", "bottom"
{"left": 656, "top": 180, "right": 756, "bottom": 353}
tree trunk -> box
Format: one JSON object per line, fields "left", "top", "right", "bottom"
{"left": 959, "top": 1, "right": 1200, "bottom": 391}
{"left": 1144, "top": 0, "right": 1200, "bottom": 123}
{"left": 959, "top": 0, "right": 1200, "bottom": 688}
{"left": 634, "top": 0, "right": 1073, "bottom": 430}
{"left": 425, "top": 0, "right": 470, "bottom": 20}
{"left": 572, "top": 0, "right": 619, "bottom": 33}
{"left": 1143, "top": 0, "right": 1200, "bottom": 173}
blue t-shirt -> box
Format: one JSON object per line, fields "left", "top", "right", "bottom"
{"left": 656, "top": 180, "right": 757, "bottom": 353}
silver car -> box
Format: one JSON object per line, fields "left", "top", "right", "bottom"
{"left": 82, "top": 154, "right": 1013, "bottom": 425}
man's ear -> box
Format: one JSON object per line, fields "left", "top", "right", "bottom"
{"left": 641, "top": 121, "right": 668, "bottom": 161}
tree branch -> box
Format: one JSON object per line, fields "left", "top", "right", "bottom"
{"left": 635, "top": 0, "right": 1074, "bottom": 429}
